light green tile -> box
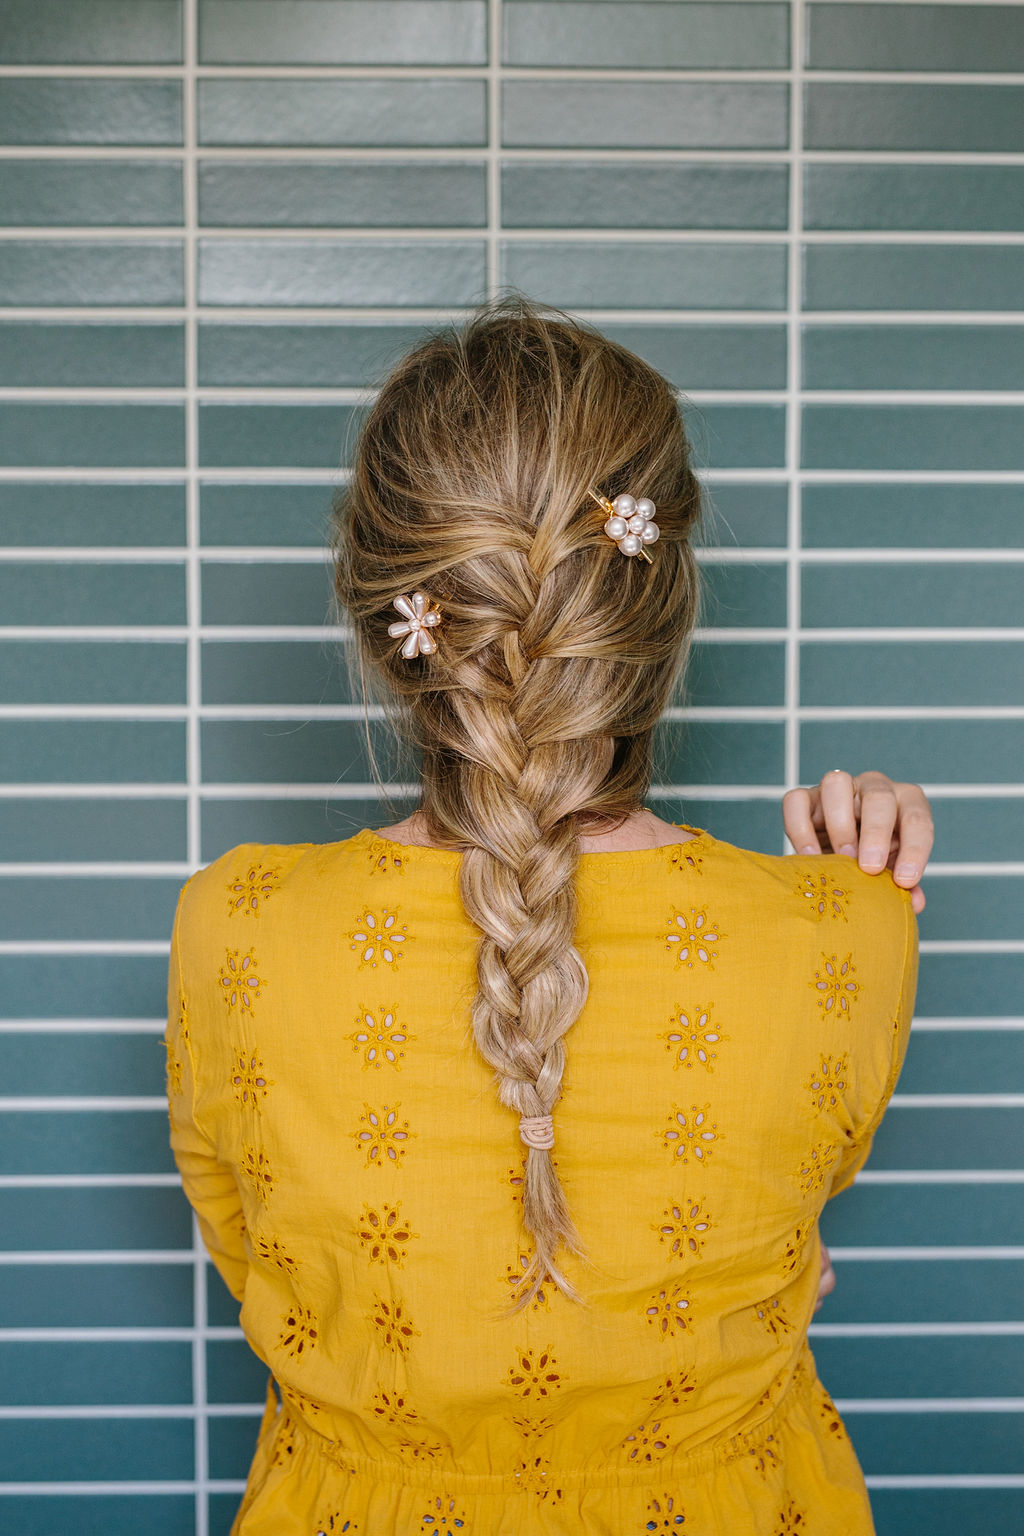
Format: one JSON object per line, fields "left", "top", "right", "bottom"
{"left": 0, "top": 877, "right": 181, "bottom": 942}
{"left": 686, "top": 403, "right": 786, "bottom": 470}
{"left": 200, "top": 482, "right": 332, "bottom": 545}
{"left": 801, "top": 719, "right": 1024, "bottom": 787}
{"left": 0, "top": 239, "right": 183, "bottom": 306}
{"left": 503, "top": 80, "right": 788, "bottom": 149}
{"left": 199, "top": 0, "right": 486, "bottom": 65}
{"left": 206, "top": 1339, "right": 269, "bottom": 1404}
{"left": 655, "top": 796, "right": 781, "bottom": 853}
{"left": 197, "top": 78, "right": 486, "bottom": 148}
{"left": 202, "top": 640, "right": 349, "bottom": 704}
{"left": 871, "top": 1108, "right": 1024, "bottom": 1174}
{"left": 502, "top": 162, "right": 788, "bottom": 230}
{"left": 200, "top": 718, "right": 403, "bottom": 784}
{"left": 0, "top": 1185, "right": 191, "bottom": 1251}
{"left": 1, "top": 0, "right": 182, "bottom": 63}
{"left": 0, "top": 323, "right": 184, "bottom": 387}
{"left": 198, "top": 321, "right": 429, "bottom": 388}
{"left": 823, "top": 1179, "right": 1024, "bottom": 1246}
{"left": 2, "top": 1261, "right": 190, "bottom": 1328}
{"left": 200, "top": 403, "right": 358, "bottom": 470}
{"left": 0, "top": 1415, "right": 192, "bottom": 1481}
{"left": 3, "top": 1498, "right": 195, "bottom": 1536}
{"left": 0, "top": 1107, "right": 174, "bottom": 1170}
{"left": 201, "top": 796, "right": 399, "bottom": 859}
{"left": 698, "top": 483, "right": 789, "bottom": 548}
{"left": 0, "top": 482, "right": 185, "bottom": 546}
{"left": 901, "top": 1031, "right": 1024, "bottom": 1096}
{"left": 802, "top": 562, "right": 1024, "bottom": 628}
{"left": 805, "top": 243, "right": 1024, "bottom": 312}
{"left": 805, "top": 164, "right": 1024, "bottom": 233}
{"left": 801, "top": 641, "right": 1024, "bottom": 708}
{"left": 199, "top": 160, "right": 485, "bottom": 228}
{"left": 848, "top": 1410, "right": 1024, "bottom": 1475}
{"left": 208, "top": 1414, "right": 262, "bottom": 1480}
{"left": 0, "top": 161, "right": 183, "bottom": 226}
{"left": 929, "top": 797, "right": 1024, "bottom": 863}
{"left": 0, "top": 1340, "right": 191, "bottom": 1407}
{"left": 807, "top": 3, "right": 1024, "bottom": 72}
{"left": 701, "top": 561, "right": 788, "bottom": 628}
{"left": 0, "top": 796, "right": 186, "bottom": 862}
{"left": 656, "top": 720, "right": 785, "bottom": 784}
{"left": 806, "top": 82, "right": 1024, "bottom": 153}
{"left": 198, "top": 237, "right": 485, "bottom": 307}
{"left": 0, "top": 562, "right": 185, "bottom": 625}
{"left": 210, "top": 1493, "right": 246, "bottom": 1535}
{"left": 504, "top": 2, "right": 789, "bottom": 68}
{"left": 914, "top": 953, "right": 1023, "bottom": 1018}
{"left": 803, "top": 405, "right": 1024, "bottom": 472}
{"left": 0, "top": 404, "right": 185, "bottom": 467}
{"left": 502, "top": 241, "right": 787, "bottom": 311}
{"left": 803, "top": 324, "right": 1024, "bottom": 391}
{"left": 684, "top": 642, "right": 785, "bottom": 707}
{"left": 814, "top": 1335, "right": 1024, "bottom": 1398}
{"left": 0, "top": 79, "right": 183, "bottom": 146}
{"left": 601, "top": 324, "right": 788, "bottom": 392}
{"left": 916, "top": 876, "right": 1024, "bottom": 943}
{"left": 0, "top": 641, "right": 185, "bottom": 704}
{"left": 802, "top": 484, "right": 1024, "bottom": 550}
{"left": 0, "top": 720, "right": 186, "bottom": 784}
{"left": 873, "top": 1492, "right": 1024, "bottom": 1536}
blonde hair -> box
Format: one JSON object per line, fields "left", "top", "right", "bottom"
{"left": 333, "top": 297, "right": 702, "bottom": 1310}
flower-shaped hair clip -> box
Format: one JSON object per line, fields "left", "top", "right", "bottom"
{"left": 387, "top": 591, "right": 442, "bottom": 658}
{"left": 588, "top": 489, "right": 659, "bottom": 562}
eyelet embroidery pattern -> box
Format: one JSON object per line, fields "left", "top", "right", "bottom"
{"left": 367, "top": 836, "right": 406, "bottom": 876}
{"left": 219, "top": 948, "right": 263, "bottom": 1013}
{"left": 507, "top": 1347, "right": 563, "bottom": 1400}
{"left": 775, "top": 1500, "right": 808, "bottom": 1535}
{"left": 357, "top": 1202, "right": 418, "bottom": 1266}
{"left": 283, "top": 1385, "right": 323, "bottom": 1420}
{"left": 660, "top": 1104, "right": 720, "bottom": 1165}
{"left": 315, "top": 1515, "right": 359, "bottom": 1534}
{"left": 811, "top": 953, "right": 860, "bottom": 1016}
{"left": 240, "top": 1143, "right": 275, "bottom": 1201}
{"left": 780, "top": 1224, "right": 811, "bottom": 1277}
{"left": 230, "top": 1048, "right": 272, "bottom": 1109}
{"left": 661, "top": 1005, "right": 727, "bottom": 1072}
{"left": 253, "top": 1232, "right": 298, "bottom": 1277}
{"left": 511, "top": 1412, "right": 554, "bottom": 1441}
{"left": 664, "top": 909, "right": 723, "bottom": 969}
{"left": 371, "top": 1295, "right": 420, "bottom": 1355}
{"left": 226, "top": 862, "right": 280, "bottom": 918}
{"left": 420, "top": 1495, "right": 467, "bottom": 1530}
{"left": 621, "top": 1380, "right": 696, "bottom": 1468}
{"left": 807, "top": 1053, "right": 849, "bottom": 1112}
{"left": 512, "top": 1454, "right": 563, "bottom": 1501}
{"left": 348, "top": 1006, "right": 413, "bottom": 1070}
{"left": 797, "top": 869, "right": 849, "bottom": 921}
{"left": 397, "top": 1436, "right": 446, "bottom": 1463}
{"left": 796, "top": 1141, "right": 839, "bottom": 1194}
{"left": 277, "top": 1303, "right": 319, "bottom": 1358}
{"left": 668, "top": 846, "right": 703, "bottom": 877}
{"left": 644, "top": 1285, "right": 694, "bottom": 1339}
{"left": 644, "top": 1492, "right": 687, "bottom": 1530}
{"left": 749, "top": 1433, "right": 781, "bottom": 1479}
{"left": 753, "top": 1295, "right": 793, "bottom": 1339}
{"left": 350, "top": 910, "right": 409, "bottom": 969}
{"left": 653, "top": 1199, "right": 711, "bottom": 1261}
{"left": 163, "top": 1036, "right": 183, "bottom": 1097}
{"left": 271, "top": 1412, "right": 297, "bottom": 1466}
{"left": 356, "top": 1104, "right": 414, "bottom": 1169}
{"left": 369, "top": 1386, "right": 420, "bottom": 1430}
{"left": 818, "top": 1388, "right": 847, "bottom": 1439}
{"left": 503, "top": 1252, "right": 551, "bottom": 1309}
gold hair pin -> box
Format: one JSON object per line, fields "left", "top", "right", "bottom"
{"left": 388, "top": 591, "right": 442, "bottom": 658}
{"left": 588, "top": 489, "right": 659, "bottom": 562}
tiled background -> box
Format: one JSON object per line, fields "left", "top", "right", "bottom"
{"left": 1, "top": 1, "right": 1023, "bottom": 1532}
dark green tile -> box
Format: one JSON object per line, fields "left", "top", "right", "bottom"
{"left": 0, "top": 1184, "right": 191, "bottom": 1251}
{"left": 806, "top": 404, "right": 1024, "bottom": 472}
{"left": 199, "top": 403, "right": 359, "bottom": 469}
{"left": 801, "top": 641, "right": 1024, "bottom": 708}
{"left": 806, "top": 82, "right": 1024, "bottom": 153}
{"left": 803, "top": 324, "right": 1024, "bottom": 391}
{"left": 197, "top": 78, "right": 486, "bottom": 148}
{"left": 805, "top": 165, "right": 1024, "bottom": 233}
{"left": 657, "top": 720, "right": 786, "bottom": 784}
{"left": 902, "top": 1031, "right": 1024, "bottom": 1096}
{"left": 804, "top": 244, "right": 1024, "bottom": 313}
{"left": 206, "top": 1261, "right": 244, "bottom": 1327}
{"left": 916, "top": 876, "right": 1024, "bottom": 944}
{"left": 198, "top": 321, "right": 428, "bottom": 388}
{"left": 873, "top": 1491, "right": 1024, "bottom": 1536}
{"left": 0, "top": 641, "right": 185, "bottom": 705}
{"left": 0, "top": 79, "right": 183, "bottom": 146}
{"left": 802, "top": 484, "right": 1024, "bottom": 550}
{"left": 803, "top": 717, "right": 1024, "bottom": 788}
{"left": 210, "top": 1494, "right": 245, "bottom": 1536}
{"left": 0, "top": 1108, "right": 174, "bottom": 1172}
{"left": 0, "top": 161, "right": 183, "bottom": 227}
{"left": 871, "top": 1106, "right": 1024, "bottom": 1172}
{"left": 0, "top": 405, "right": 185, "bottom": 468}
{"left": 201, "top": 559, "right": 332, "bottom": 626}
{"left": 0, "top": 1340, "right": 191, "bottom": 1407}
{"left": 201, "top": 718, "right": 402, "bottom": 784}
{"left": 849, "top": 1411, "right": 1024, "bottom": 1475}
{"left": 659, "top": 796, "right": 781, "bottom": 853}
{"left": 208, "top": 1413, "right": 262, "bottom": 1479}
{"left": 602, "top": 324, "right": 788, "bottom": 392}
{"left": 701, "top": 562, "right": 788, "bottom": 628}
{"left": 0, "top": 721, "right": 186, "bottom": 784}
{"left": 0, "top": 323, "right": 184, "bottom": 388}
{"left": 0, "top": 1415, "right": 192, "bottom": 1480}
{"left": 807, "top": 4, "right": 1024, "bottom": 72}
{"left": 930, "top": 797, "right": 1024, "bottom": 863}
{"left": 684, "top": 642, "right": 786, "bottom": 707}
{"left": 2, "top": 0, "right": 182, "bottom": 63}
{"left": 199, "top": 160, "right": 485, "bottom": 229}
{"left": 198, "top": 237, "right": 485, "bottom": 307}
{"left": 200, "top": 481, "right": 332, "bottom": 545}
{"left": 2, "top": 1262, "right": 190, "bottom": 1328}
{"left": 0, "top": 877, "right": 181, "bottom": 942}
{"left": 504, "top": 2, "right": 789, "bottom": 67}
{"left": 206, "top": 1339, "right": 270, "bottom": 1404}
{"left": 0, "top": 562, "right": 184, "bottom": 625}
{"left": 686, "top": 403, "right": 786, "bottom": 470}
{"left": 0, "top": 796, "right": 186, "bottom": 862}
{"left": 0, "top": 239, "right": 183, "bottom": 306}
{"left": 199, "top": 0, "right": 486, "bottom": 65}
{"left": 503, "top": 162, "right": 788, "bottom": 230}
{"left": 824, "top": 1179, "right": 1024, "bottom": 1246}
{"left": 698, "top": 483, "right": 789, "bottom": 548}
{"left": 200, "top": 796, "right": 397, "bottom": 858}
{"left": 503, "top": 81, "right": 789, "bottom": 150}
{"left": 915, "top": 953, "right": 1023, "bottom": 1018}
{"left": 0, "top": 482, "right": 186, "bottom": 546}
{"left": 0, "top": 1496, "right": 194, "bottom": 1536}
{"left": 817, "top": 1256, "right": 1024, "bottom": 1324}
{"left": 802, "top": 563, "right": 1024, "bottom": 628}
{"left": 202, "top": 640, "right": 349, "bottom": 704}
{"left": 502, "top": 241, "right": 787, "bottom": 311}
{"left": 814, "top": 1335, "right": 1024, "bottom": 1399}
{"left": 0, "top": 953, "right": 169, "bottom": 1020}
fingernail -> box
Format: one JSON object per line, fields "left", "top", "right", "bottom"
{"left": 800, "top": 845, "right": 819, "bottom": 856}
{"left": 860, "top": 850, "right": 885, "bottom": 871}
{"left": 895, "top": 864, "right": 918, "bottom": 883}
{"left": 838, "top": 844, "right": 857, "bottom": 858}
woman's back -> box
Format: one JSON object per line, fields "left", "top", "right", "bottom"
{"left": 167, "top": 825, "right": 916, "bottom": 1535}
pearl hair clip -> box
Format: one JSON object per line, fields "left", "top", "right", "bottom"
{"left": 588, "top": 488, "right": 659, "bottom": 563}
{"left": 388, "top": 591, "right": 442, "bottom": 658}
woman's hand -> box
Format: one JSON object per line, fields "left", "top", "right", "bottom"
{"left": 815, "top": 1241, "right": 836, "bottom": 1313}
{"left": 783, "top": 770, "right": 934, "bottom": 915}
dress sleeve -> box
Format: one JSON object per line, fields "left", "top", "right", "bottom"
{"left": 828, "top": 893, "right": 919, "bottom": 1200}
{"left": 165, "top": 878, "right": 249, "bottom": 1302}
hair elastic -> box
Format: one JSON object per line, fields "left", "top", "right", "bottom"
{"left": 519, "top": 1113, "right": 555, "bottom": 1150}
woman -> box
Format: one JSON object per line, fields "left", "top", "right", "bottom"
{"left": 166, "top": 301, "right": 927, "bottom": 1534}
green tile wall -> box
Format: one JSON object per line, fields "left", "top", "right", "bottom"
{"left": 2, "top": 2, "right": 1021, "bottom": 1532}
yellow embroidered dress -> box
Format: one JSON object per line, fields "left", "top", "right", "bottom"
{"left": 165, "top": 827, "right": 917, "bottom": 1536}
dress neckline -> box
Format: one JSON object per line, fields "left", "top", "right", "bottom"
{"left": 356, "top": 823, "right": 713, "bottom": 864}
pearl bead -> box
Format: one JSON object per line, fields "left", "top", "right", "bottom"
{"left": 627, "top": 512, "right": 647, "bottom": 534}
{"left": 604, "top": 515, "right": 629, "bottom": 540}
{"left": 641, "top": 521, "right": 660, "bottom": 544}
{"left": 618, "top": 533, "right": 642, "bottom": 556}
{"left": 635, "top": 498, "right": 656, "bottom": 519}
{"left": 612, "top": 494, "right": 636, "bottom": 517}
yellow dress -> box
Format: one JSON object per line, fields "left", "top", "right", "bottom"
{"left": 165, "top": 826, "right": 917, "bottom": 1536}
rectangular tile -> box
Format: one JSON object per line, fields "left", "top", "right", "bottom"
{"left": 197, "top": 78, "right": 486, "bottom": 148}
{"left": 818, "top": 1252, "right": 1024, "bottom": 1323}
{"left": 873, "top": 1491, "right": 1024, "bottom": 1536}
{"left": 802, "top": 324, "right": 1024, "bottom": 391}
{"left": 198, "top": 237, "right": 485, "bottom": 307}
{"left": 801, "top": 719, "right": 1024, "bottom": 788}
{"left": 0, "top": 1415, "right": 192, "bottom": 1481}
{"left": 0, "top": 482, "right": 186, "bottom": 547}
{"left": 202, "top": 640, "right": 349, "bottom": 705}
{"left": 201, "top": 796, "right": 396, "bottom": 858}
{"left": 698, "top": 483, "right": 789, "bottom": 548}
{"left": 199, "top": 0, "right": 486, "bottom": 65}
{"left": 804, "top": 243, "right": 1024, "bottom": 313}
{"left": 823, "top": 1179, "right": 1024, "bottom": 1246}
{"left": 849, "top": 1410, "right": 1024, "bottom": 1476}
{"left": 802, "top": 484, "right": 1024, "bottom": 550}
{"left": 902, "top": 1031, "right": 1024, "bottom": 1097}
{"left": 0, "top": 796, "right": 186, "bottom": 863}
{"left": 207, "top": 1262, "right": 242, "bottom": 1326}
{"left": 801, "top": 562, "right": 1024, "bottom": 629}
{"left": 916, "top": 952, "right": 1023, "bottom": 1019}
{"left": 198, "top": 321, "right": 428, "bottom": 388}
{"left": 683, "top": 641, "right": 786, "bottom": 708}
{"left": 0, "top": 1184, "right": 191, "bottom": 1251}
{"left": 814, "top": 1335, "right": 1024, "bottom": 1399}
{"left": 502, "top": 241, "right": 787, "bottom": 311}
{"left": 873, "top": 1104, "right": 1024, "bottom": 1171}
{"left": 659, "top": 796, "right": 782, "bottom": 854}
{"left": 0, "top": 877, "right": 181, "bottom": 943}
{"left": 804, "top": 404, "right": 1024, "bottom": 473}
{"left": 0, "top": 322, "right": 184, "bottom": 388}
{"left": 0, "top": 1108, "right": 174, "bottom": 1172}
{"left": 1, "top": 1497, "right": 194, "bottom": 1536}
{"left": 0, "top": 720, "right": 186, "bottom": 784}
{"left": 0, "top": 160, "right": 183, "bottom": 227}
{"left": 0, "top": 1340, "right": 191, "bottom": 1407}
{"left": 916, "top": 876, "right": 1024, "bottom": 944}
{"left": 504, "top": 2, "right": 789, "bottom": 67}
{"left": 657, "top": 720, "right": 786, "bottom": 784}
{"left": 0, "top": 953, "right": 169, "bottom": 1020}
{"left": 206, "top": 1338, "right": 271, "bottom": 1403}
{"left": 210, "top": 1493, "right": 247, "bottom": 1535}
{"left": 0, "top": 239, "right": 183, "bottom": 306}
{"left": 806, "top": 82, "right": 1024, "bottom": 154}
{"left": 686, "top": 404, "right": 786, "bottom": 470}
{"left": 199, "top": 403, "right": 359, "bottom": 469}
{"left": 502, "top": 161, "right": 789, "bottom": 230}
{"left": 3, "top": 1262, "right": 190, "bottom": 1328}
{"left": 208, "top": 1413, "right": 262, "bottom": 1480}
{"left": 200, "top": 481, "right": 332, "bottom": 545}
{"left": 602, "top": 324, "right": 788, "bottom": 392}
{"left": 930, "top": 796, "right": 1024, "bottom": 863}
{"left": 2, "top": 0, "right": 182, "bottom": 63}
{"left": 805, "top": 165, "right": 1024, "bottom": 234}
{"left": 503, "top": 80, "right": 788, "bottom": 150}
{"left": 801, "top": 641, "right": 1024, "bottom": 708}
{"left": 201, "top": 718, "right": 403, "bottom": 784}
{"left": 198, "top": 160, "right": 485, "bottom": 229}
{"left": 0, "top": 78, "right": 183, "bottom": 146}
{"left": 701, "top": 562, "right": 788, "bottom": 628}
{"left": 0, "top": 562, "right": 185, "bottom": 625}
{"left": 0, "top": 404, "right": 185, "bottom": 468}
{"left": 0, "top": 641, "right": 185, "bottom": 705}
{"left": 807, "top": 3, "right": 1024, "bottom": 72}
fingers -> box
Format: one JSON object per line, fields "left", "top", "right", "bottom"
{"left": 817, "top": 770, "right": 859, "bottom": 858}
{"left": 782, "top": 787, "right": 823, "bottom": 855}
{"left": 815, "top": 1240, "right": 836, "bottom": 1314}
{"left": 851, "top": 771, "right": 902, "bottom": 874}
{"left": 889, "top": 783, "right": 936, "bottom": 890}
